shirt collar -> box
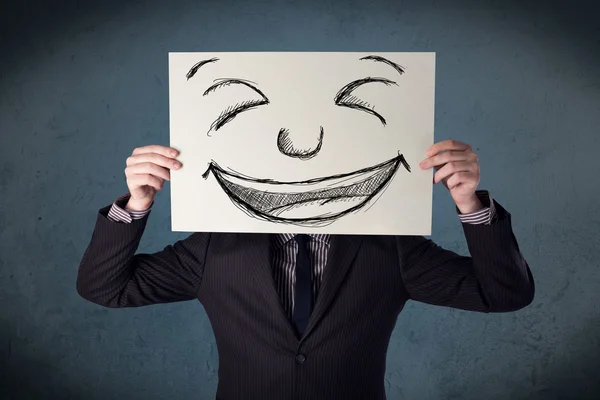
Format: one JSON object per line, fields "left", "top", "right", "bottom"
{"left": 272, "top": 233, "right": 331, "bottom": 249}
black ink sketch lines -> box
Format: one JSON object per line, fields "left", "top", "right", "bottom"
{"left": 277, "top": 127, "right": 324, "bottom": 160}
{"left": 334, "top": 77, "right": 398, "bottom": 126}
{"left": 185, "top": 54, "right": 407, "bottom": 135}
{"left": 186, "top": 57, "right": 219, "bottom": 80}
{"left": 359, "top": 55, "right": 406, "bottom": 76}
{"left": 185, "top": 53, "right": 412, "bottom": 226}
{"left": 202, "top": 78, "right": 270, "bottom": 134}
{"left": 202, "top": 153, "right": 411, "bottom": 227}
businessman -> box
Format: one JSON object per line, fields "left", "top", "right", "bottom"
{"left": 77, "top": 139, "right": 534, "bottom": 400}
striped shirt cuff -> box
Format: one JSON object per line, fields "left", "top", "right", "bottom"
{"left": 106, "top": 193, "right": 152, "bottom": 223}
{"left": 456, "top": 190, "right": 496, "bottom": 225}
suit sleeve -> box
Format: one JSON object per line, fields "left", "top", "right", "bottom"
{"left": 396, "top": 200, "right": 534, "bottom": 313}
{"left": 76, "top": 204, "right": 210, "bottom": 308}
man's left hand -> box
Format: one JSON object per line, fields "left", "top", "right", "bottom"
{"left": 419, "top": 139, "right": 483, "bottom": 214}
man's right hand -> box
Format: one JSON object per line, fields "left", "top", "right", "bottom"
{"left": 124, "top": 145, "right": 181, "bottom": 212}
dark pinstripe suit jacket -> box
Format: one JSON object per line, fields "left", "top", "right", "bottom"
{"left": 77, "top": 200, "right": 534, "bottom": 400}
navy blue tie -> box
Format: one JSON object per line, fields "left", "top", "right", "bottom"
{"left": 293, "top": 234, "right": 313, "bottom": 336}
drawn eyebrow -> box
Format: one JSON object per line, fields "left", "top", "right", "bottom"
{"left": 203, "top": 78, "right": 270, "bottom": 134}
{"left": 186, "top": 57, "right": 219, "bottom": 80}
{"left": 359, "top": 55, "right": 406, "bottom": 75}
{"left": 334, "top": 77, "right": 398, "bottom": 125}
{"left": 185, "top": 54, "right": 404, "bottom": 80}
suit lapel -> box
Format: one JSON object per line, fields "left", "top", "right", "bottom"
{"left": 244, "top": 233, "right": 297, "bottom": 336}
{"left": 302, "top": 234, "right": 363, "bottom": 339}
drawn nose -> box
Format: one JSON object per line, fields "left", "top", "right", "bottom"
{"left": 277, "top": 126, "right": 324, "bottom": 160}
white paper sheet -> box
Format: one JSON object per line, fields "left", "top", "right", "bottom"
{"left": 169, "top": 52, "right": 435, "bottom": 235}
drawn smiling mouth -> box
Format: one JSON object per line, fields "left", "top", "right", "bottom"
{"left": 202, "top": 153, "right": 411, "bottom": 227}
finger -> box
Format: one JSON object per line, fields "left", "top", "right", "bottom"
{"left": 420, "top": 150, "right": 477, "bottom": 169}
{"left": 126, "top": 162, "right": 171, "bottom": 181}
{"left": 426, "top": 140, "right": 472, "bottom": 157}
{"left": 128, "top": 174, "right": 164, "bottom": 191}
{"left": 446, "top": 171, "right": 479, "bottom": 190}
{"left": 132, "top": 145, "right": 179, "bottom": 158}
{"left": 126, "top": 153, "right": 181, "bottom": 170}
{"left": 433, "top": 161, "right": 478, "bottom": 184}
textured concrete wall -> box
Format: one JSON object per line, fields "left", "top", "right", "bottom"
{"left": 1, "top": 0, "right": 599, "bottom": 399}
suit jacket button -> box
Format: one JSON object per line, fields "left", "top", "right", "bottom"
{"left": 295, "top": 353, "right": 306, "bottom": 364}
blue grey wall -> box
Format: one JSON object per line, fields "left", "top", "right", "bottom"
{"left": 1, "top": 0, "right": 599, "bottom": 399}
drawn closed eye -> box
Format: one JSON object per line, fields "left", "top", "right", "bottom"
{"left": 334, "top": 77, "right": 398, "bottom": 126}
{"left": 203, "top": 78, "right": 270, "bottom": 133}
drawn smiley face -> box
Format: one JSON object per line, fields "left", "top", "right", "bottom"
{"left": 185, "top": 55, "right": 411, "bottom": 227}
